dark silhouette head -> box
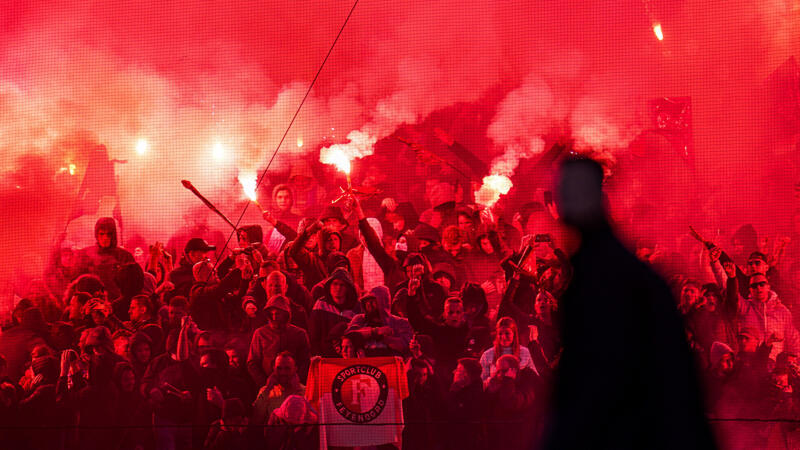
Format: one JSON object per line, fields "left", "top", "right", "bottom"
{"left": 557, "top": 158, "right": 606, "bottom": 230}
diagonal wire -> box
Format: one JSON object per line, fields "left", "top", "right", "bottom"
{"left": 209, "top": 0, "right": 360, "bottom": 276}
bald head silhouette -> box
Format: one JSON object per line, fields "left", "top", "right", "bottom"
{"left": 557, "top": 158, "right": 606, "bottom": 230}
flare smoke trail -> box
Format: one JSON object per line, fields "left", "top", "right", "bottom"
{"left": 1, "top": 0, "right": 799, "bottom": 297}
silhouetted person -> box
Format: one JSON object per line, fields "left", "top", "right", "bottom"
{"left": 542, "top": 158, "right": 716, "bottom": 450}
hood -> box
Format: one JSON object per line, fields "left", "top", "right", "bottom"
{"left": 265, "top": 294, "right": 292, "bottom": 319}
{"left": 325, "top": 251, "right": 352, "bottom": 274}
{"left": 272, "top": 184, "right": 294, "bottom": 208}
{"left": 431, "top": 262, "right": 457, "bottom": 284}
{"left": 319, "top": 228, "right": 343, "bottom": 251}
{"left": 709, "top": 341, "right": 734, "bottom": 367}
{"left": 322, "top": 267, "right": 359, "bottom": 310}
{"left": 412, "top": 222, "right": 441, "bottom": 245}
{"left": 95, "top": 217, "right": 118, "bottom": 248}
{"left": 402, "top": 252, "right": 432, "bottom": 274}
{"left": 369, "top": 285, "right": 392, "bottom": 317}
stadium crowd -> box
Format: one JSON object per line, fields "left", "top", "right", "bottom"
{"left": 2, "top": 161, "right": 799, "bottom": 450}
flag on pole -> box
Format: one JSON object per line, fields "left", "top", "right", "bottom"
{"left": 69, "top": 144, "right": 118, "bottom": 222}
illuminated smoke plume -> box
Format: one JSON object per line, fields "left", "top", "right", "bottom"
{"left": 0, "top": 0, "right": 799, "bottom": 301}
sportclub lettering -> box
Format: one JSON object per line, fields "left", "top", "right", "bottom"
{"left": 331, "top": 364, "right": 390, "bottom": 423}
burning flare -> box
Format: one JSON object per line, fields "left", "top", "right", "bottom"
{"left": 135, "top": 139, "right": 149, "bottom": 155}
{"left": 238, "top": 170, "right": 259, "bottom": 203}
{"left": 474, "top": 174, "right": 513, "bottom": 208}
{"left": 653, "top": 23, "right": 664, "bottom": 41}
{"left": 320, "top": 147, "right": 352, "bottom": 175}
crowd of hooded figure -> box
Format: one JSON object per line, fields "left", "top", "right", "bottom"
{"left": 3, "top": 164, "right": 799, "bottom": 450}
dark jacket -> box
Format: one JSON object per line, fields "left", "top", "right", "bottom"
{"left": 168, "top": 257, "right": 196, "bottom": 300}
{"left": 76, "top": 218, "right": 136, "bottom": 299}
{"left": 543, "top": 224, "right": 716, "bottom": 450}
{"left": 308, "top": 268, "right": 361, "bottom": 356}
{"left": 246, "top": 296, "right": 311, "bottom": 386}
{"left": 189, "top": 268, "right": 247, "bottom": 330}
{"left": 443, "top": 380, "right": 488, "bottom": 450}
{"left": 244, "top": 282, "right": 308, "bottom": 331}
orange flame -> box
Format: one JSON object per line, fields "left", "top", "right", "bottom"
{"left": 474, "top": 174, "right": 513, "bottom": 207}
{"left": 237, "top": 171, "right": 258, "bottom": 202}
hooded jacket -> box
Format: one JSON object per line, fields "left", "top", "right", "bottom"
{"left": 244, "top": 276, "right": 309, "bottom": 331}
{"left": 728, "top": 283, "right": 800, "bottom": 360}
{"left": 247, "top": 295, "right": 311, "bottom": 387}
{"left": 76, "top": 218, "right": 135, "bottom": 299}
{"left": 392, "top": 253, "right": 448, "bottom": 319}
{"left": 308, "top": 268, "right": 361, "bottom": 356}
{"left": 345, "top": 286, "right": 413, "bottom": 356}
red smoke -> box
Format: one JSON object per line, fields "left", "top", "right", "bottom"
{"left": 1, "top": 0, "right": 799, "bottom": 301}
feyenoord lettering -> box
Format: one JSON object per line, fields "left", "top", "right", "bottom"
{"left": 331, "top": 364, "right": 389, "bottom": 423}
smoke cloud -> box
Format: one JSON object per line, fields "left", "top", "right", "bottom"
{"left": 1, "top": 0, "right": 799, "bottom": 298}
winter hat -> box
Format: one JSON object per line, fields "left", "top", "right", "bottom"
{"left": 325, "top": 251, "right": 352, "bottom": 274}
{"left": 412, "top": 223, "right": 441, "bottom": 245}
{"left": 431, "top": 263, "right": 457, "bottom": 286}
{"left": 710, "top": 341, "right": 734, "bottom": 367}
{"left": 241, "top": 296, "right": 258, "bottom": 311}
{"left": 320, "top": 206, "right": 348, "bottom": 228}
{"left": 748, "top": 252, "right": 768, "bottom": 264}
{"left": 184, "top": 238, "right": 216, "bottom": 254}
